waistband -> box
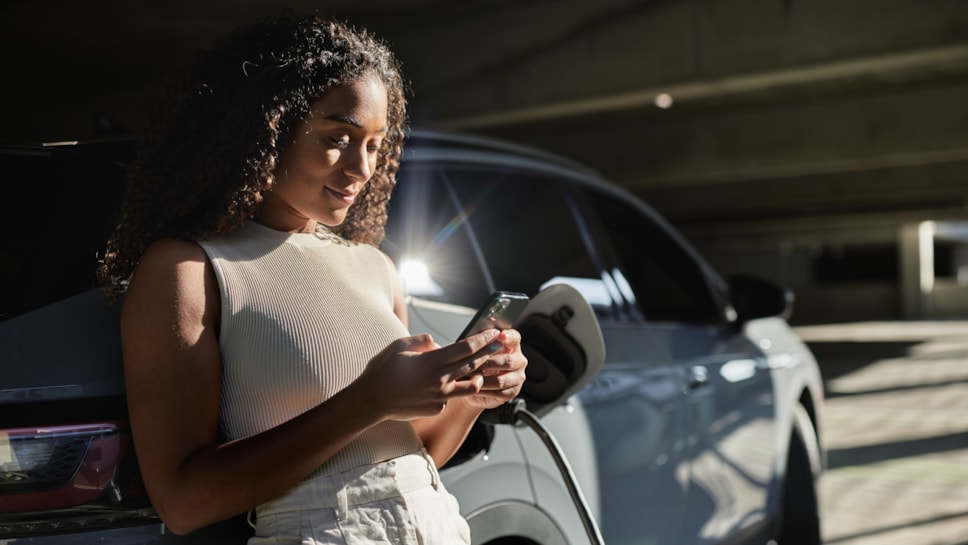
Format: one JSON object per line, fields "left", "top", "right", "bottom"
{"left": 256, "top": 449, "right": 440, "bottom": 517}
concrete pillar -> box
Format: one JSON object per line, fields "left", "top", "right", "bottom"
{"left": 899, "top": 221, "right": 936, "bottom": 319}
{"left": 954, "top": 245, "right": 968, "bottom": 286}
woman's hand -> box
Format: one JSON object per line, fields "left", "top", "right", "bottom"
{"left": 403, "top": 328, "right": 528, "bottom": 466}
{"left": 351, "top": 329, "right": 508, "bottom": 421}
{"left": 459, "top": 328, "right": 528, "bottom": 411}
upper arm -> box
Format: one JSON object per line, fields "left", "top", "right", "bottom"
{"left": 120, "top": 239, "right": 223, "bottom": 493}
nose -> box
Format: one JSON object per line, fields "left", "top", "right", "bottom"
{"left": 342, "top": 143, "right": 374, "bottom": 183}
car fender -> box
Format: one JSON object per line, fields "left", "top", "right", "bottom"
{"left": 742, "top": 317, "right": 825, "bottom": 502}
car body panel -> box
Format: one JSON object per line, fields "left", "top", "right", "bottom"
{"left": 0, "top": 131, "right": 824, "bottom": 545}
{"left": 2, "top": 289, "right": 123, "bottom": 404}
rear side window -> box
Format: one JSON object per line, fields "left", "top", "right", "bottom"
{"left": 386, "top": 163, "right": 608, "bottom": 312}
{"left": 0, "top": 149, "right": 126, "bottom": 321}
{"left": 384, "top": 166, "right": 492, "bottom": 308}
{"left": 444, "top": 166, "right": 606, "bottom": 309}
{"left": 581, "top": 188, "right": 722, "bottom": 324}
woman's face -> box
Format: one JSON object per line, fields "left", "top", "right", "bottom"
{"left": 258, "top": 75, "right": 389, "bottom": 232}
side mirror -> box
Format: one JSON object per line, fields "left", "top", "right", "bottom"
{"left": 727, "top": 274, "right": 795, "bottom": 323}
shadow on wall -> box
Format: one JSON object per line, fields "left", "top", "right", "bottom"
{"left": 788, "top": 283, "right": 899, "bottom": 325}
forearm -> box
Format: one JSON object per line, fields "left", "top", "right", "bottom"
{"left": 412, "top": 399, "right": 484, "bottom": 468}
{"left": 144, "top": 382, "right": 382, "bottom": 534}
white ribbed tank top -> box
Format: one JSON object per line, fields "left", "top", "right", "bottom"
{"left": 197, "top": 221, "right": 422, "bottom": 477}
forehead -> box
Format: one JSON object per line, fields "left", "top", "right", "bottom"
{"left": 306, "top": 76, "right": 389, "bottom": 127}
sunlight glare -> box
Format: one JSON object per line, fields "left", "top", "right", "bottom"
{"left": 399, "top": 258, "right": 444, "bottom": 297}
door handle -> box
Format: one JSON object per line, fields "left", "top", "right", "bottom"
{"left": 686, "top": 365, "right": 709, "bottom": 391}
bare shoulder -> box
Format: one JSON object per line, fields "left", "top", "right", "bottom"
{"left": 136, "top": 238, "right": 211, "bottom": 273}
{"left": 122, "top": 238, "right": 219, "bottom": 329}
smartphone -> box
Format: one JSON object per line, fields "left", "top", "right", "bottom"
{"left": 457, "top": 291, "right": 530, "bottom": 340}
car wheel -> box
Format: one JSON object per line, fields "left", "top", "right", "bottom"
{"left": 776, "top": 402, "right": 822, "bottom": 545}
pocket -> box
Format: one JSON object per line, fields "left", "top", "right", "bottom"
{"left": 337, "top": 497, "right": 415, "bottom": 545}
{"left": 303, "top": 508, "right": 348, "bottom": 545}
{"left": 443, "top": 493, "right": 472, "bottom": 545}
{"left": 402, "top": 486, "right": 470, "bottom": 545}
{"left": 248, "top": 511, "right": 303, "bottom": 545}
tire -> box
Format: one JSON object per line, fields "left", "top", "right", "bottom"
{"left": 776, "top": 403, "right": 822, "bottom": 545}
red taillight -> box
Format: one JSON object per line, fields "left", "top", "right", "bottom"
{"left": 0, "top": 422, "right": 158, "bottom": 537}
{"left": 0, "top": 423, "right": 128, "bottom": 512}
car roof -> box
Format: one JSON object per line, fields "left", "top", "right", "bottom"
{"left": 5, "top": 129, "right": 707, "bottom": 278}
{"left": 406, "top": 129, "right": 599, "bottom": 176}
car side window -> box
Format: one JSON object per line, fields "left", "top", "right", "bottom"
{"left": 383, "top": 166, "right": 492, "bottom": 309}
{"left": 581, "top": 187, "right": 722, "bottom": 324}
{"left": 443, "top": 166, "right": 610, "bottom": 312}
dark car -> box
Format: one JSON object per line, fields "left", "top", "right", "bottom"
{"left": 1, "top": 130, "right": 824, "bottom": 545}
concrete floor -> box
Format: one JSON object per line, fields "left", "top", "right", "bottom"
{"left": 794, "top": 321, "right": 968, "bottom": 545}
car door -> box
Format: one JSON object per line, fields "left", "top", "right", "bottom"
{"left": 575, "top": 184, "right": 778, "bottom": 545}
{"left": 424, "top": 162, "right": 691, "bottom": 545}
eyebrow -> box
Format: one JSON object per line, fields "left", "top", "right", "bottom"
{"left": 322, "top": 114, "right": 388, "bottom": 133}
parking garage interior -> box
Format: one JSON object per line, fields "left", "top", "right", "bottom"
{"left": 3, "top": 3, "right": 968, "bottom": 545}
{"left": 3, "top": 0, "right": 966, "bottom": 325}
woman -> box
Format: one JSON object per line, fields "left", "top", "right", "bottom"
{"left": 99, "top": 16, "right": 527, "bottom": 544}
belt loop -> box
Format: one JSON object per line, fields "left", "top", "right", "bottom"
{"left": 422, "top": 448, "right": 440, "bottom": 491}
{"left": 333, "top": 472, "right": 348, "bottom": 521}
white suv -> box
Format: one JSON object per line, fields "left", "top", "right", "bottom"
{"left": 0, "top": 129, "right": 824, "bottom": 545}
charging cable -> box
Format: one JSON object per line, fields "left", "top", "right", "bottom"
{"left": 482, "top": 399, "right": 606, "bottom": 545}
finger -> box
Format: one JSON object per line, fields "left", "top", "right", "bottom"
{"left": 478, "top": 349, "right": 528, "bottom": 376}
{"left": 497, "top": 329, "right": 522, "bottom": 351}
{"left": 442, "top": 352, "right": 493, "bottom": 383}
{"left": 422, "top": 329, "right": 500, "bottom": 367}
{"left": 480, "top": 367, "right": 526, "bottom": 391}
{"left": 464, "top": 328, "right": 503, "bottom": 355}
{"left": 482, "top": 329, "right": 521, "bottom": 356}
{"left": 446, "top": 374, "right": 485, "bottom": 397}
{"left": 431, "top": 329, "right": 502, "bottom": 376}
{"left": 395, "top": 333, "right": 437, "bottom": 354}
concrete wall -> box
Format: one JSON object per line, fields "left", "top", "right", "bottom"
{"left": 4, "top": 0, "right": 967, "bottom": 324}
{"left": 384, "top": 0, "right": 968, "bottom": 324}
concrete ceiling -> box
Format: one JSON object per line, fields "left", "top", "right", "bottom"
{"left": 3, "top": 0, "right": 968, "bottom": 255}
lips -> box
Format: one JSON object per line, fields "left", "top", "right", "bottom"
{"left": 326, "top": 186, "right": 357, "bottom": 205}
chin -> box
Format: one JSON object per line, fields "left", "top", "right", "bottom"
{"left": 318, "top": 213, "right": 348, "bottom": 227}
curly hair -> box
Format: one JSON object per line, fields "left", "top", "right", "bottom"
{"left": 98, "top": 16, "right": 408, "bottom": 296}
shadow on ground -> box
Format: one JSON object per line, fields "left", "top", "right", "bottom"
{"left": 805, "top": 341, "right": 920, "bottom": 381}
{"left": 827, "top": 430, "right": 968, "bottom": 469}
{"left": 823, "top": 511, "right": 968, "bottom": 544}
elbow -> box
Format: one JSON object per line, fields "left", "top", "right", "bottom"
{"left": 151, "top": 496, "right": 211, "bottom": 536}
{"left": 163, "top": 522, "right": 196, "bottom": 537}
{"left": 156, "top": 506, "right": 201, "bottom": 536}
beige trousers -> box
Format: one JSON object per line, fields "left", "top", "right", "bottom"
{"left": 248, "top": 449, "right": 471, "bottom": 545}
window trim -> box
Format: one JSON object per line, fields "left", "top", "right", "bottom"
{"left": 571, "top": 184, "right": 732, "bottom": 325}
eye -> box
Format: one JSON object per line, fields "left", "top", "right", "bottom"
{"left": 367, "top": 140, "right": 384, "bottom": 154}
{"left": 329, "top": 136, "right": 351, "bottom": 149}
